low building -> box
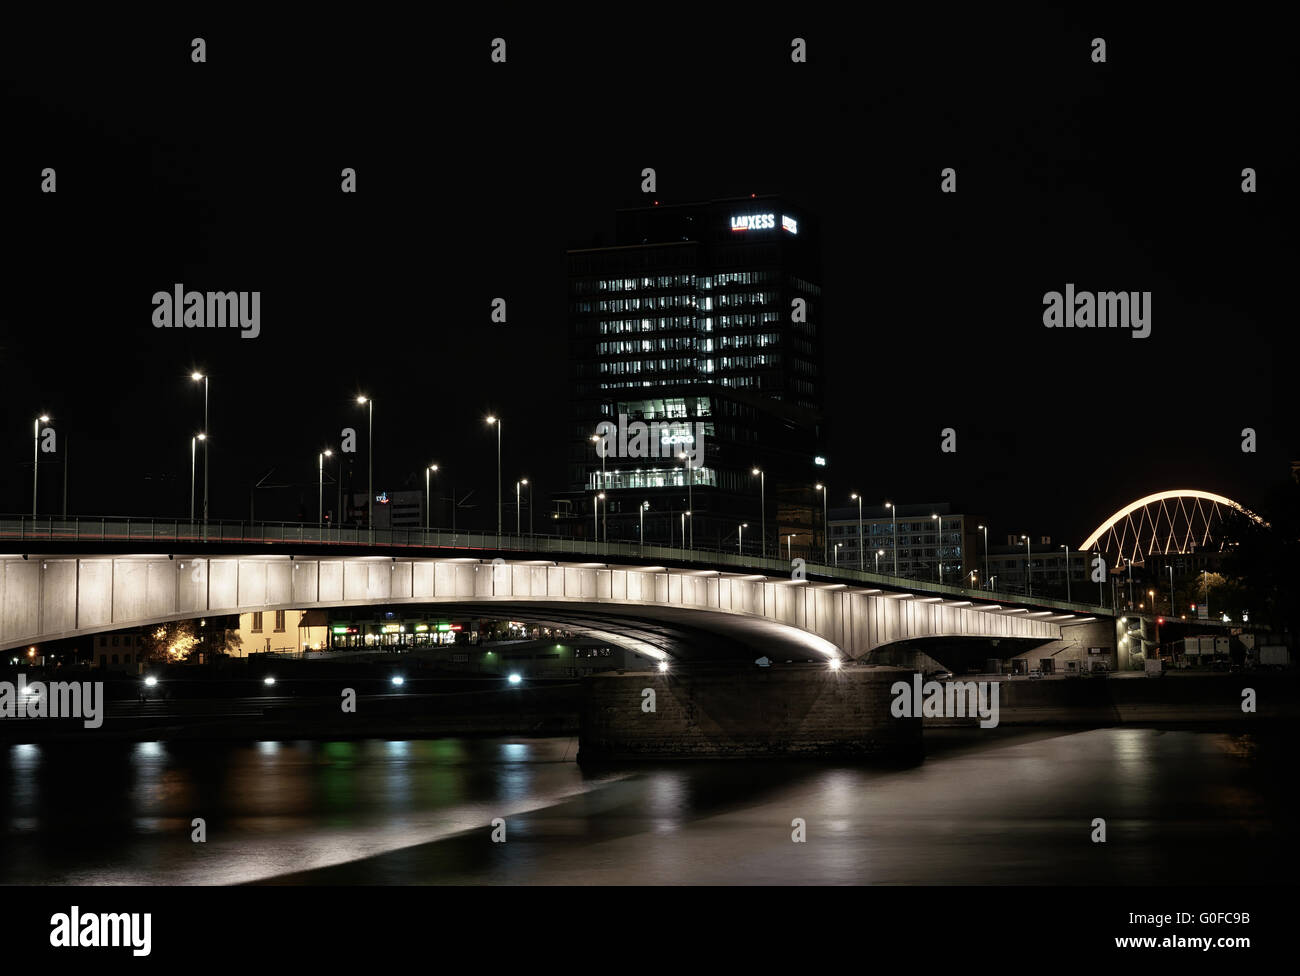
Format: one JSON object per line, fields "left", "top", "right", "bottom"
{"left": 345, "top": 489, "right": 423, "bottom": 530}
{"left": 91, "top": 629, "right": 148, "bottom": 671}
{"left": 235, "top": 610, "right": 330, "bottom": 655}
{"left": 827, "top": 502, "right": 977, "bottom": 582}
{"left": 985, "top": 536, "right": 1089, "bottom": 598}
{"left": 327, "top": 612, "right": 468, "bottom": 650}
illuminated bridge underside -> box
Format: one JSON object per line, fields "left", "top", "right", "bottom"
{"left": 1079, "top": 489, "right": 1262, "bottom": 565}
{"left": 0, "top": 555, "right": 1072, "bottom": 661}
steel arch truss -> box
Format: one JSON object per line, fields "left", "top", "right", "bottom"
{"left": 1079, "top": 489, "right": 1263, "bottom": 565}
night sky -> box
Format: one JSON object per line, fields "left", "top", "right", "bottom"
{"left": 2, "top": 12, "right": 1293, "bottom": 545}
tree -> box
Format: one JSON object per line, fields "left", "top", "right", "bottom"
{"left": 141, "top": 619, "right": 242, "bottom": 664}
{"left": 1221, "top": 477, "right": 1300, "bottom": 638}
{"left": 141, "top": 621, "right": 201, "bottom": 664}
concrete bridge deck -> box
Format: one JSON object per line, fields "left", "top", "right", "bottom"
{"left": 2, "top": 517, "right": 1110, "bottom": 662}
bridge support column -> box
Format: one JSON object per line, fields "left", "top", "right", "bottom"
{"left": 578, "top": 665, "right": 920, "bottom": 761}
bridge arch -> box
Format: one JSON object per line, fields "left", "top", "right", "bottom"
{"left": 0, "top": 553, "right": 1074, "bottom": 662}
{"left": 1079, "top": 489, "right": 1263, "bottom": 564}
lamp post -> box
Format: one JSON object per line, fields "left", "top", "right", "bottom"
{"left": 639, "top": 501, "right": 648, "bottom": 554}
{"left": 787, "top": 534, "right": 794, "bottom": 561}
{"left": 191, "top": 373, "right": 209, "bottom": 525}
{"left": 191, "top": 435, "right": 202, "bottom": 522}
{"left": 850, "top": 493, "right": 864, "bottom": 570}
{"left": 815, "top": 483, "right": 827, "bottom": 564}
{"left": 834, "top": 542, "right": 842, "bottom": 568}
{"left": 681, "top": 510, "right": 690, "bottom": 549}
{"left": 591, "top": 433, "right": 606, "bottom": 493}
{"left": 356, "top": 395, "right": 373, "bottom": 535}
{"left": 1098, "top": 548, "right": 1104, "bottom": 606}
{"left": 594, "top": 492, "right": 603, "bottom": 540}
{"left": 32, "top": 415, "right": 49, "bottom": 518}
{"left": 1022, "top": 535, "right": 1032, "bottom": 596}
{"left": 751, "top": 467, "right": 765, "bottom": 558}
{"left": 486, "top": 416, "right": 501, "bottom": 536}
{"left": 738, "top": 522, "right": 748, "bottom": 555}
{"left": 321, "top": 449, "right": 333, "bottom": 526}
{"left": 977, "top": 523, "right": 990, "bottom": 590}
{"left": 1058, "top": 543, "right": 1071, "bottom": 602}
{"left": 679, "top": 452, "right": 693, "bottom": 549}
{"left": 875, "top": 549, "right": 883, "bottom": 573}
{"left": 932, "top": 514, "right": 942, "bottom": 582}
{"left": 425, "top": 464, "right": 438, "bottom": 531}
{"left": 885, "top": 500, "right": 898, "bottom": 576}
{"left": 1168, "top": 564, "right": 1175, "bottom": 619}
{"left": 516, "top": 479, "right": 527, "bottom": 536}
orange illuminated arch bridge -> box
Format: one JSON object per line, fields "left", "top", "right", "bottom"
{"left": 1079, "top": 489, "right": 1264, "bottom": 565}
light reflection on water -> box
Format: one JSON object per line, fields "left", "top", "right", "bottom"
{"left": 0, "top": 728, "right": 1293, "bottom": 885}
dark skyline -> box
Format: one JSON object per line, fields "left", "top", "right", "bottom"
{"left": 1, "top": 14, "right": 1293, "bottom": 546}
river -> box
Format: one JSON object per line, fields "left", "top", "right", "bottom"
{"left": 2, "top": 727, "right": 1294, "bottom": 884}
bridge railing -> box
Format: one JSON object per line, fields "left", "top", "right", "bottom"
{"left": 0, "top": 515, "right": 1108, "bottom": 615}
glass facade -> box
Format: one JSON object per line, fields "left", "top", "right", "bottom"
{"left": 562, "top": 196, "right": 827, "bottom": 548}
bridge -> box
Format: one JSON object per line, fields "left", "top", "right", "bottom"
{"left": 1080, "top": 489, "right": 1263, "bottom": 563}
{"left": 2, "top": 516, "right": 1111, "bottom": 664}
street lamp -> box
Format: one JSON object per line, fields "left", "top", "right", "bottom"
{"left": 425, "top": 463, "right": 438, "bottom": 531}
{"left": 681, "top": 510, "right": 691, "bottom": 548}
{"left": 356, "top": 395, "right": 373, "bottom": 536}
{"left": 787, "top": 534, "right": 795, "bottom": 561}
{"left": 850, "top": 492, "right": 864, "bottom": 570}
{"left": 738, "top": 522, "right": 748, "bottom": 555}
{"left": 1168, "top": 565, "right": 1175, "bottom": 619}
{"left": 834, "top": 541, "right": 842, "bottom": 568}
{"left": 751, "top": 467, "right": 765, "bottom": 558}
{"left": 516, "top": 478, "right": 528, "bottom": 536}
{"left": 639, "top": 500, "right": 649, "bottom": 553}
{"left": 191, "top": 434, "right": 206, "bottom": 522}
{"left": 32, "top": 415, "right": 50, "bottom": 518}
{"left": 191, "top": 372, "right": 209, "bottom": 525}
{"left": 815, "top": 483, "right": 827, "bottom": 564}
{"left": 320, "top": 449, "right": 333, "bottom": 526}
{"left": 486, "top": 416, "right": 501, "bottom": 536}
{"left": 977, "top": 524, "right": 990, "bottom": 590}
{"left": 1060, "top": 543, "right": 1071, "bottom": 602}
{"left": 875, "top": 549, "right": 883, "bottom": 573}
{"left": 1097, "top": 547, "right": 1105, "bottom": 607}
{"left": 1021, "top": 535, "right": 1032, "bottom": 596}
{"left": 591, "top": 433, "right": 606, "bottom": 493}
{"left": 594, "top": 491, "right": 604, "bottom": 540}
{"left": 679, "top": 452, "right": 693, "bottom": 549}
{"left": 885, "top": 501, "right": 898, "bottom": 576}
{"left": 932, "top": 514, "right": 943, "bottom": 581}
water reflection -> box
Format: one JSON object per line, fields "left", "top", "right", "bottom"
{"left": 0, "top": 729, "right": 1294, "bottom": 885}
